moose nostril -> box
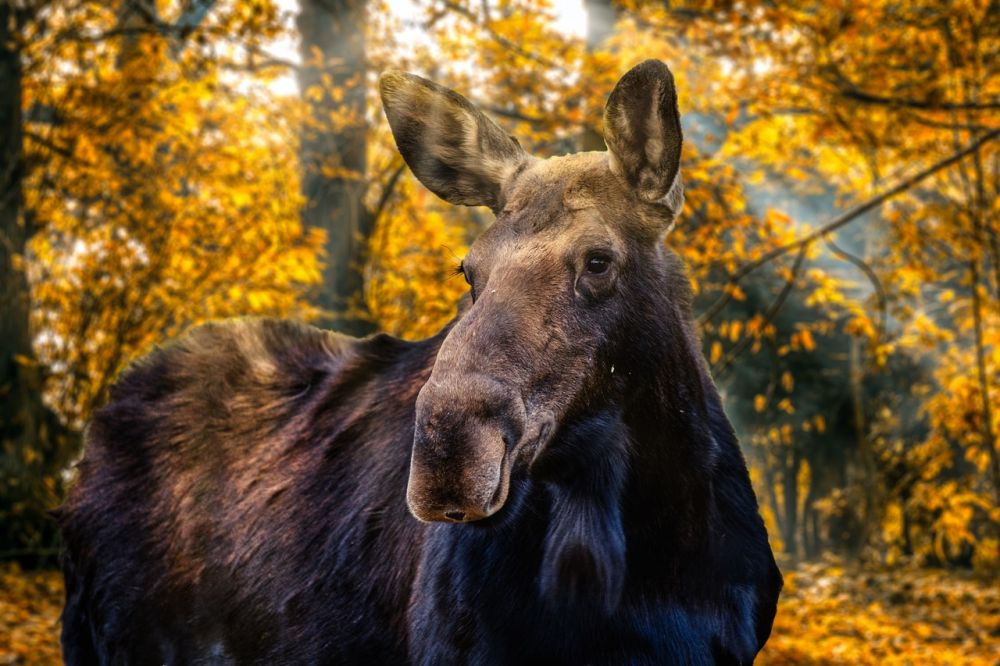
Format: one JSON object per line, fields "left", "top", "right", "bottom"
{"left": 444, "top": 510, "right": 466, "bottom": 522}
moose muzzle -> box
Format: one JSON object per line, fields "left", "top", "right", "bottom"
{"left": 407, "top": 372, "right": 530, "bottom": 523}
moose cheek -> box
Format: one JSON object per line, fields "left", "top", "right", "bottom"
{"left": 574, "top": 269, "right": 618, "bottom": 302}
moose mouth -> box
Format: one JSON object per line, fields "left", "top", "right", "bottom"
{"left": 479, "top": 446, "right": 512, "bottom": 521}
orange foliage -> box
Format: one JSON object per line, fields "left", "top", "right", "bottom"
{"left": 760, "top": 562, "right": 1000, "bottom": 665}
{"left": 0, "top": 565, "right": 62, "bottom": 665}
{"left": 22, "top": 2, "right": 325, "bottom": 430}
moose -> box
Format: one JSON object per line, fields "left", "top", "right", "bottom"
{"left": 58, "top": 60, "right": 782, "bottom": 665}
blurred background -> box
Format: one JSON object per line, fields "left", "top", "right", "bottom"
{"left": 1, "top": 0, "right": 998, "bottom": 662}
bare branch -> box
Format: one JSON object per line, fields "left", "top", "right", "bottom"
{"left": 23, "top": 130, "right": 77, "bottom": 161}
{"left": 839, "top": 87, "right": 1000, "bottom": 111}
{"left": 698, "top": 127, "right": 1000, "bottom": 324}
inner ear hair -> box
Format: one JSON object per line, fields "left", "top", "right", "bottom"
{"left": 603, "top": 59, "right": 683, "bottom": 211}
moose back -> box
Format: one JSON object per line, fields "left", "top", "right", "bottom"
{"left": 58, "top": 60, "right": 782, "bottom": 665}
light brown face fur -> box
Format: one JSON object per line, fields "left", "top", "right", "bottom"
{"left": 381, "top": 61, "right": 685, "bottom": 522}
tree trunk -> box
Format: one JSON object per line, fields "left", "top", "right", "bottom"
{"left": 581, "top": 0, "right": 614, "bottom": 152}
{"left": 969, "top": 259, "right": 1000, "bottom": 508}
{"left": 297, "top": 0, "right": 373, "bottom": 336}
{"left": 849, "top": 333, "right": 879, "bottom": 559}
{"left": 801, "top": 467, "right": 823, "bottom": 559}
{"left": 781, "top": 449, "right": 801, "bottom": 559}
{"left": 0, "top": 6, "right": 77, "bottom": 563}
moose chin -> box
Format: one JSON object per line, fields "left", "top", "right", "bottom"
{"left": 57, "top": 60, "right": 782, "bottom": 665}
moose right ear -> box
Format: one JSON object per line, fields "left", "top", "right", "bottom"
{"left": 603, "top": 60, "right": 684, "bottom": 221}
{"left": 379, "top": 71, "right": 529, "bottom": 211}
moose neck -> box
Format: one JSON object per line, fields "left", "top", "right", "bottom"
{"left": 523, "top": 280, "right": 720, "bottom": 611}
{"left": 615, "top": 252, "right": 720, "bottom": 551}
{"left": 523, "top": 249, "right": 723, "bottom": 607}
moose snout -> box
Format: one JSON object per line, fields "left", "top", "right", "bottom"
{"left": 407, "top": 374, "right": 525, "bottom": 523}
{"left": 406, "top": 435, "right": 507, "bottom": 523}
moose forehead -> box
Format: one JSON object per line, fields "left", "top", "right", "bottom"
{"left": 478, "top": 153, "right": 641, "bottom": 253}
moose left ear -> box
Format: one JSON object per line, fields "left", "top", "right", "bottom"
{"left": 379, "top": 71, "right": 528, "bottom": 211}
{"left": 603, "top": 60, "right": 684, "bottom": 220}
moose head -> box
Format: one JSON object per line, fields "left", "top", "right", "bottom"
{"left": 380, "top": 60, "right": 686, "bottom": 524}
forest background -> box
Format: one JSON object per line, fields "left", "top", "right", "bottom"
{"left": 0, "top": 0, "right": 998, "bottom": 663}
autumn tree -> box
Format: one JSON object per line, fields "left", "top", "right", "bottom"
{"left": 0, "top": 0, "right": 325, "bottom": 555}
{"left": 0, "top": 2, "right": 78, "bottom": 560}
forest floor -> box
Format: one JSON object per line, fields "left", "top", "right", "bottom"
{"left": 759, "top": 561, "right": 999, "bottom": 665}
{"left": 1, "top": 561, "right": 997, "bottom": 664}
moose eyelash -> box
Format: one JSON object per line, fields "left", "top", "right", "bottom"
{"left": 454, "top": 260, "right": 476, "bottom": 301}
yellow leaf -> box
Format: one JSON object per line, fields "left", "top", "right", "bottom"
{"left": 781, "top": 372, "right": 794, "bottom": 392}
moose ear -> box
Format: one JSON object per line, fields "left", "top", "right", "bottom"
{"left": 603, "top": 60, "right": 684, "bottom": 219}
{"left": 379, "top": 71, "right": 528, "bottom": 211}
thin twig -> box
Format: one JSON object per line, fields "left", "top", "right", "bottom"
{"left": 371, "top": 161, "right": 407, "bottom": 224}
{"left": 439, "top": 0, "right": 565, "bottom": 71}
{"left": 713, "top": 244, "right": 809, "bottom": 377}
{"left": 823, "top": 236, "right": 887, "bottom": 346}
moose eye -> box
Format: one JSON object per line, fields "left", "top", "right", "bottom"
{"left": 458, "top": 261, "right": 477, "bottom": 301}
{"left": 585, "top": 254, "right": 612, "bottom": 275}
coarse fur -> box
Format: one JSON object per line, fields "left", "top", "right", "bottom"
{"left": 58, "top": 60, "right": 782, "bottom": 665}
